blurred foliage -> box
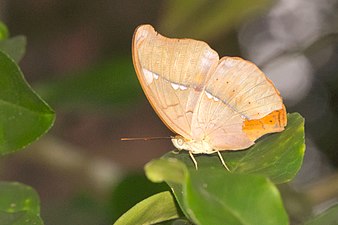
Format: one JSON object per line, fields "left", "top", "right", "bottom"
{"left": 159, "top": 0, "right": 273, "bottom": 40}
{"left": 0, "top": 36, "right": 26, "bottom": 63}
{"left": 109, "top": 172, "right": 169, "bottom": 222}
{"left": 36, "top": 57, "right": 141, "bottom": 111}
{"left": 0, "top": 21, "right": 9, "bottom": 41}
{"left": 114, "top": 191, "right": 180, "bottom": 225}
{"left": 158, "top": 218, "right": 193, "bottom": 225}
{"left": 43, "top": 193, "right": 109, "bottom": 225}
{"left": 278, "top": 184, "right": 313, "bottom": 224}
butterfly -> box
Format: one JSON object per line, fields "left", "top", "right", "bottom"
{"left": 132, "top": 24, "right": 287, "bottom": 170}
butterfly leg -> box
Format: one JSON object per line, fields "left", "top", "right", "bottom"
{"left": 189, "top": 151, "right": 198, "bottom": 170}
{"left": 217, "top": 151, "right": 230, "bottom": 172}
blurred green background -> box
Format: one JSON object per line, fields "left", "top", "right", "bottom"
{"left": 0, "top": 0, "right": 337, "bottom": 224}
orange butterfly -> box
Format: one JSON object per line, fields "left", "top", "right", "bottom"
{"left": 132, "top": 24, "right": 287, "bottom": 169}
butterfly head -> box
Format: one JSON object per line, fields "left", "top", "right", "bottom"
{"left": 171, "top": 135, "right": 215, "bottom": 154}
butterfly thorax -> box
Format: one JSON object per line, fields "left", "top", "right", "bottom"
{"left": 171, "top": 135, "right": 215, "bottom": 154}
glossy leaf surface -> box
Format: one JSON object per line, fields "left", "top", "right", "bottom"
{"left": 0, "top": 36, "right": 26, "bottom": 62}
{"left": 145, "top": 159, "right": 288, "bottom": 225}
{"left": 0, "top": 50, "right": 55, "bottom": 155}
{"left": 144, "top": 113, "right": 304, "bottom": 224}
{"left": 162, "top": 113, "right": 305, "bottom": 184}
{"left": 0, "top": 182, "right": 43, "bottom": 225}
{"left": 114, "top": 191, "right": 180, "bottom": 225}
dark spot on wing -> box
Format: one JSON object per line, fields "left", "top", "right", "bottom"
{"left": 194, "top": 86, "right": 203, "bottom": 92}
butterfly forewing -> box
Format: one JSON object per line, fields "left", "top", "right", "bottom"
{"left": 132, "top": 25, "right": 219, "bottom": 138}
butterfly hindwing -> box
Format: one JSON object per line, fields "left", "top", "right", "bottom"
{"left": 191, "top": 57, "right": 285, "bottom": 150}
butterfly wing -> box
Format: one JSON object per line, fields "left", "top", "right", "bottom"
{"left": 132, "top": 24, "right": 219, "bottom": 138}
{"left": 243, "top": 105, "right": 287, "bottom": 141}
{"left": 192, "top": 57, "right": 286, "bottom": 150}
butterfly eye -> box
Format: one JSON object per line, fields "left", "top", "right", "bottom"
{"left": 177, "top": 137, "right": 184, "bottom": 146}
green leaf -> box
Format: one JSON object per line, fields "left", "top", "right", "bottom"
{"left": 0, "top": 182, "right": 43, "bottom": 225}
{"left": 0, "top": 21, "right": 9, "bottom": 41}
{"left": 0, "top": 36, "right": 27, "bottom": 62}
{"left": 162, "top": 113, "right": 305, "bottom": 184}
{"left": 157, "top": 218, "right": 193, "bottom": 225}
{"left": 0, "top": 182, "right": 40, "bottom": 214}
{"left": 160, "top": 0, "right": 273, "bottom": 39}
{"left": 144, "top": 113, "right": 304, "bottom": 224}
{"left": 0, "top": 211, "right": 43, "bottom": 225}
{"left": 114, "top": 191, "right": 180, "bottom": 225}
{"left": 145, "top": 160, "right": 288, "bottom": 225}
{"left": 109, "top": 172, "right": 169, "bottom": 222}
{"left": 304, "top": 205, "right": 338, "bottom": 225}
{"left": 0, "top": 50, "right": 55, "bottom": 155}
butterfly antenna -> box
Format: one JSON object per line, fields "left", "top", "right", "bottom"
{"left": 121, "top": 136, "right": 172, "bottom": 141}
{"left": 217, "top": 151, "right": 230, "bottom": 172}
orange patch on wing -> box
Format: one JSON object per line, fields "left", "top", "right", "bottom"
{"left": 243, "top": 105, "right": 287, "bottom": 141}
